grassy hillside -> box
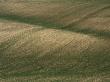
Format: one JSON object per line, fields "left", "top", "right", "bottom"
{"left": 0, "top": 0, "right": 110, "bottom": 82}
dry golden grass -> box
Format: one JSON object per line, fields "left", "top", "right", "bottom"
{"left": 0, "top": 0, "right": 110, "bottom": 82}
{"left": 0, "top": 20, "right": 109, "bottom": 57}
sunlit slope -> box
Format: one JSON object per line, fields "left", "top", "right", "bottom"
{"left": 0, "top": 20, "right": 110, "bottom": 79}
{"left": 0, "top": 0, "right": 110, "bottom": 82}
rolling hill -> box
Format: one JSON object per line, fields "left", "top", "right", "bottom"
{"left": 0, "top": 0, "right": 110, "bottom": 82}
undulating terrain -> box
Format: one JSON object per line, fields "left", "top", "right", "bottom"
{"left": 0, "top": 0, "right": 110, "bottom": 82}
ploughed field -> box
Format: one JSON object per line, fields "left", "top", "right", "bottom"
{"left": 0, "top": 0, "right": 110, "bottom": 82}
